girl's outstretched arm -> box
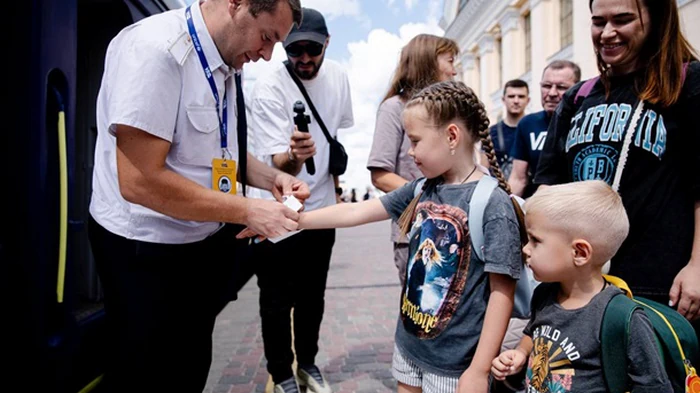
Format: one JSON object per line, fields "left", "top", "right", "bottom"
{"left": 299, "top": 198, "right": 390, "bottom": 230}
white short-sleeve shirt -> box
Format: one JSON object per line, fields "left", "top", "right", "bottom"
{"left": 248, "top": 59, "right": 354, "bottom": 211}
{"left": 90, "top": 2, "right": 242, "bottom": 244}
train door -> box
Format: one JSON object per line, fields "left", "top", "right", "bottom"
{"left": 5, "top": 1, "right": 180, "bottom": 391}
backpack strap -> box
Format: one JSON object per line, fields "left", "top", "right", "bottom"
{"left": 574, "top": 77, "right": 599, "bottom": 106}
{"left": 468, "top": 176, "right": 499, "bottom": 261}
{"left": 413, "top": 178, "right": 427, "bottom": 198}
{"left": 573, "top": 62, "right": 689, "bottom": 107}
{"left": 601, "top": 293, "right": 641, "bottom": 393}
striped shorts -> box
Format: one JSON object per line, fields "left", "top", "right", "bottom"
{"left": 391, "top": 345, "right": 459, "bottom": 393}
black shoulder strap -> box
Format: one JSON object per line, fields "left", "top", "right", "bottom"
{"left": 497, "top": 121, "right": 504, "bottom": 151}
{"left": 284, "top": 61, "right": 334, "bottom": 144}
{"left": 234, "top": 73, "right": 247, "bottom": 196}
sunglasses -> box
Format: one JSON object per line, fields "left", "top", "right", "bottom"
{"left": 285, "top": 42, "right": 324, "bottom": 57}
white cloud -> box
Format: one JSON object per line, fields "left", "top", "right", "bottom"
{"left": 242, "top": 43, "right": 287, "bottom": 91}
{"left": 338, "top": 21, "right": 444, "bottom": 192}
{"left": 300, "top": 0, "right": 362, "bottom": 20}
{"left": 404, "top": 0, "right": 419, "bottom": 11}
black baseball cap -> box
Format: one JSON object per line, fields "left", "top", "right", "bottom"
{"left": 284, "top": 8, "right": 328, "bottom": 48}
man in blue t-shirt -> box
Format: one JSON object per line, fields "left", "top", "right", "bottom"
{"left": 508, "top": 60, "right": 580, "bottom": 197}
{"left": 483, "top": 79, "right": 530, "bottom": 180}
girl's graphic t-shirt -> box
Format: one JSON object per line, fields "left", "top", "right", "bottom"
{"left": 380, "top": 178, "right": 522, "bottom": 377}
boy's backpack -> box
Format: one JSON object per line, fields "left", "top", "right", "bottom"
{"left": 601, "top": 275, "right": 699, "bottom": 393}
{"left": 413, "top": 175, "right": 538, "bottom": 318}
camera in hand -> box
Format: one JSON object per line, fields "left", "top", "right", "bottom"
{"left": 292, "top": 101, "right": 315, "bottom": 175}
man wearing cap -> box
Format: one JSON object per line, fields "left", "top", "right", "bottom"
{"left": 248, "top": 7, "right": 354, "bottom": 393}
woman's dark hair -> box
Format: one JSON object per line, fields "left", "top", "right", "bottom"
{"left": 589, "top": 0, "right": 697, "bottom": 107}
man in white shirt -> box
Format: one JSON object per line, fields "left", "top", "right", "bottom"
{"left": 248, "top": 8, "right": 354, "bottom": 393}
{"left": 88, "top": 1, "right": 306, "bottom": 392}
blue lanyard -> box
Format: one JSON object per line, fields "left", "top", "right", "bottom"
{"left": 186, "top": 5, "right": 229, "bottom": 156}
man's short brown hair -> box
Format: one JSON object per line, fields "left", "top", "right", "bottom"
{"left": 503, "top": 79, "right": 529, "bottom": 96}
{"left": 543, "top": 60, "right": 581, "bottom": 83}
{"left": 249, "top": 0, "right": 302, "bottom": 26}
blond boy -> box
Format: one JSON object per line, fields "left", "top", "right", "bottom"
{"left": 491, "top": 181, "right": 671, "bottom": 392}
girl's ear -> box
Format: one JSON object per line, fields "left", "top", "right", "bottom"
{"left": 572, "top": 239, "right": 593, "bottom": 267}
{"left": 446, "top": 123, "right": 460, "bottom": 148}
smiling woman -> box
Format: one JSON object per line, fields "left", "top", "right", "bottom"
{"left": 535, "top": 0, "right": 700, "bottom": 342}
{"left": 589, "top": 0, "right": 695, "bottom": 106}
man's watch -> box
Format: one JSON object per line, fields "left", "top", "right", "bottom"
{"left": 335, "top": 187, "right": 343, "bottom": 196}
{"left": 287, "top": 147, "right": 298, "bottom": 163}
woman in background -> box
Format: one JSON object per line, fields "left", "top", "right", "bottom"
{"left": 366, "top": 34, "right": 459, "bottom": 285}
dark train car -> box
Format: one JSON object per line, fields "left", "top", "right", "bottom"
{"left": 5, "top": 0, "right": 185, "bottom": 391}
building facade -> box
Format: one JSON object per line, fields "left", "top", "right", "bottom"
{"left": 441, "top": 0, "right": 700, "bottom": 122}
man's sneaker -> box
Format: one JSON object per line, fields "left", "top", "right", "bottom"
{"left": 274, "top": 376, "right": 300, "bottom": 393}
{"left": 296, "top": 365, "right": 332, "bottom": 393}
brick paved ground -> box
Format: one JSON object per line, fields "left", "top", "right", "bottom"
{"left": 204, "top": 221, "right": 401, "bottom": 393}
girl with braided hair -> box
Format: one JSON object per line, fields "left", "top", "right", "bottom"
{"left": 298, "top": 80, "right": 523, "bottom": 393}
{"left": 368, "top": 34, "right": 459, "bottom": 287}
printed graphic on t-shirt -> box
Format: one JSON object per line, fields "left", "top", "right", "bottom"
{"left": 566, "top": 104, "right": 667, "bottom": 183}
{"left": 526, "top": 325, "right": 580, "bottom": 393}
{"left": 530, "top": 131, "right": 547, "bottom": 151}
{"left": 401, "top": 201, "right": 470, "bottom": 339}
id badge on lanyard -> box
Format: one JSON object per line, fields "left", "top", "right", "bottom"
{"left": 186, "top": 5, "right": 236, "bottom": 194}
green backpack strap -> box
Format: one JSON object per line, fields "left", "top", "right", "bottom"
{"left": 601, "top": 293, "right": 641, "bottom": 393}
{"left": 632, "top": 297, "right": 700, "bottom": 391}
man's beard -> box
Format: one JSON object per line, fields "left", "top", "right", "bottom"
{"left": 294, "top": 57, "right": 324, "bottom": 80}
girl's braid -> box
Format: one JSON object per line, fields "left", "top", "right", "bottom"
{"left": 400, "top": 82, "right": 520, "bottom": 239}
{"left": 475, "top": 106, "right": 511, "bottom": 194}
{"left": 446, "top": 85, "right": 526, "bottom": 244}
{"left": 406, "top": 82, "right": 512, "bottom": 194}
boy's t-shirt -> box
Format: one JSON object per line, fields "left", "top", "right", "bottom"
{"left": 523, "top": 283, "right": 671, "bottom": 393}
{"left": 380, "top": 178, "right": 522, "bottom": 377}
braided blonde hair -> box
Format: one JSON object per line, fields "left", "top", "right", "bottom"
{"left": 398, "top": 81, "right": 526, "bottom": 242}
{"left": 406, "top": 81, "right": 510, "bottom": 191}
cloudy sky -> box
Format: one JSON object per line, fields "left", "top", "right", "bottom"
{"left": 241, "top": 0, "right": 444, "bottom": 193}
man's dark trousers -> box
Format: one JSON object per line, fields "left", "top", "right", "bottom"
{"left": 254, "top": 229, "right": 336, "bottom": 383}
{"left": 89, "top": 217, "right": 248, "bottom": 393}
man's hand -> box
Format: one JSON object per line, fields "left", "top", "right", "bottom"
{"left": 669, "top": 259, "right": 700, "bottom": 321}
{"left": 491, "top": 349, "right": 528, "bottom": 381}
{"left": 236, "top": 174, "right": 310, "bottom": 241}
{"left": 290, "top": 129, "right": 316, "bottom": 163}
{"left": 271, "top": 173, "right": 310, "bottom": 204}
{"left": 456, "top": 367, "right": 489, "bottom": 393}
{"left": 240, "top": 198, "right": 300, "bottom": 239}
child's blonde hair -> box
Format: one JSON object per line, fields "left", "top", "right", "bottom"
{"left": 524, "top": 181, "right": 630, "bottom": 264}
{"left": 398, "top": 81, "right": 525, "bottom": 242}
{"left": 402, "top": 81, "right": 509, "bottom": 191}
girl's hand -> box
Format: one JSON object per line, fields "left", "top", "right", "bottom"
{"left": 456, "top": 367, "right": 489, "bottom": 393}
{"left": 491, "top": 349, "right": 528, "bottom": 380}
